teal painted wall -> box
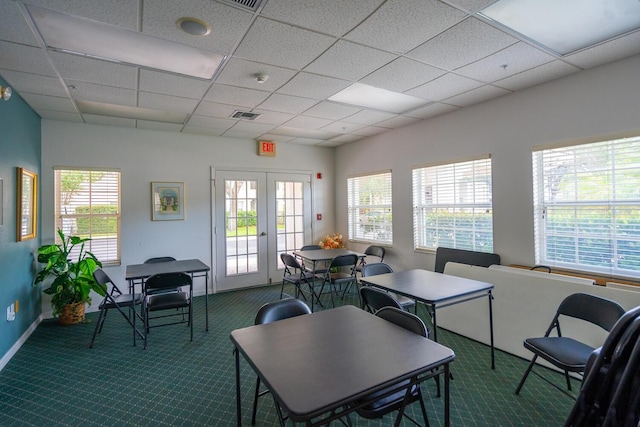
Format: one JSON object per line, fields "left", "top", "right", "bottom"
{"left": 0, "top": 77, "right": 42, "bottom": 361}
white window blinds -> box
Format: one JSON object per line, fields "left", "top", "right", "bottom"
{"left": 347, "top": 171, "right": 392, "bottom": 244}
{"left": 412, "top": 157, "right": 493, "bottom": 252}
{"left": 55, "top": 168, "right": 121, "bottom": 265}
{"left": 533, "top": 135, "right": 640, "bottom": 277}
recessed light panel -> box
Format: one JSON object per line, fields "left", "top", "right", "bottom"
{"left": 480, "top": 0, "right": 640, "bottom": 55}
{"left": 27, "top": 4, "right": 225, "bottom": 79}
{"left": 329, "top": 83, "right": 428, "bottom": 114}
{"left": 77, "top": 100, "right": 187, "bottom": 123}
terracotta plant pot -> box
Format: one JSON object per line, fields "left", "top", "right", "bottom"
{"left": 58, "top": 302, "right": 86, "bottom": 325}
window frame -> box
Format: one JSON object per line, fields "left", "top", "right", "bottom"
{"left": 54, "top": 167, "right": 121, "bottom": 266}
{"left": 532, "top": 135, "right": 640, "bottom": 278}
{"left": 412, "top": 155, "right": 494, "bottom": 253}
{"left": 347, "top": 170, "right": 393, "bottom": 245}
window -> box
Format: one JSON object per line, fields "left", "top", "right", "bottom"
{"left": 533, "top": 135, "right": 640, "bottom": 277}
{"left": 348, "top": 171, "right": 392, "bottom": 244}
{"left": 413, "top": 156, "right": 493, "bottom": 252}
{"left": 55, "top": 168, "right": 121, "bottom": 265}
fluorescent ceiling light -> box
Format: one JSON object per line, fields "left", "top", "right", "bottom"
{"left": 480, "top": 0, "right": 640, "bottom": 55}
{"left": 27, "top": 4, "right": 225, "bottom": 79}
{"left": 77, "top": 100, "right": 187, "bottom": 124}
{"left": 329, "top": 83, "right": 428, "bottom": 114}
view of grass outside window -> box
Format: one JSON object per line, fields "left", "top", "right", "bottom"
{"left": 413, "top": 156, "right": 493, "bottom": 252}
{"left": 55, "top": 168, "right": 121, "bottom": 265}
{"left": 533, "top": 135, "right": 640, "bottom": 277}
{"left": 348, "top": 171, "right": 392, "bottom": 244}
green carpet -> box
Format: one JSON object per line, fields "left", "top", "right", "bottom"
{"left": 0, "top": 284, "right": 577, "bottom": 426}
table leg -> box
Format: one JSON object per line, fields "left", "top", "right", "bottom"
{"left": 205, "top": 272, "right": 209, "bottom": 332}
{"left": 444, "top": 363, "right": 450, "bottom": 427}
{"left": 235, "top": 348, "right": 241, "bottom": 427}
{"left": 432, "top": 306, "right": 438, "bottom": 342}
{"left": 488, "top": 290, "right": 495, "bottom": 369}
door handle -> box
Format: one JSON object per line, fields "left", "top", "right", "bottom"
{"left": 260, "top": 232, "right": 267, "bottom": 236}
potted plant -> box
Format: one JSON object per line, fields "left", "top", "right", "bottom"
{"left": 35, "top": 229, "right": 105, "bottom": 325}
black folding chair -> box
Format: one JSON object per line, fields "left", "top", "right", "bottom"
{"left": 280, "top": 253, "right": 321, "bottom": 311}
{"left": 515, "top": 293, "right": 625, "bottom": 396}
{"left": 143, "top": 272, "right": 192, "bottom": 349}
{"left": 90, "top": 268, "right": 144, "bottom": 348}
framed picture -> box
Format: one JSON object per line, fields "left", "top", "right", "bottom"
{"left": 151, "top": 182, "right": 185, "bottom": 221}
{"left": 17, "top": 167, "right": 37, "bottom": 241}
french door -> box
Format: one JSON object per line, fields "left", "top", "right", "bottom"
{"left": 214, "top": 170, "right": 312, "bottom": 291}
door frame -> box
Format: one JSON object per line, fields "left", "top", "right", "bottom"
{"left": 210, "top": 166, "right": 314, "bottom": 293}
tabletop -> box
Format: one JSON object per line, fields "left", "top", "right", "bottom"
{"left": 293, "top": 248, "right": 365, "bottom": 262}
{"left": 125, "top": 259, "right": 210, "bottom": 280}
{"left": 360, "top": 269, "right": 493, "bottom": 304}
{"left": 231, "top": 305, "right": 455, "bottom": 422}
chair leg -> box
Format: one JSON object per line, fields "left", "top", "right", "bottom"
{"left": 89, "top": 308, "right": 107, "bottom": 348}
{"left": 515, "top": 355, "right": 538, "bottom": 395}
{"left": 564, "top": 370, "right": 572, "bottom": 391}
{"left": 417, "top": 387, "right": 431, "bottom": 427}
{"left": 251, "top": 377, "right": 261, "bottom": 425}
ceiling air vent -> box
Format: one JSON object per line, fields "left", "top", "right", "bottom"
{"left": 231, "top": 110, "right": 261, "bottom": 120}
{"left": 219, "top": 0, "right": 263, "bottom": 12}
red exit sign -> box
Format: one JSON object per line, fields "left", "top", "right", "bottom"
{"left": 258, "top": 140, "right": 276, "bottom": 157}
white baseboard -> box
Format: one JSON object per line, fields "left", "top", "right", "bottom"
{"left": 0, "top": 314, "right": 43, "bottom": 372}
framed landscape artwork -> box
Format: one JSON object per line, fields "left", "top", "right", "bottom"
{"left": 151, "top": 182, "right": 184, "bottom": 221}
{"left": 17, "top": 167, "right": 37, "bottom": 241}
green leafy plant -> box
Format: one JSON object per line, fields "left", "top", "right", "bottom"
{"left": 34, "top": 229, "right": 105, "bottom": 317}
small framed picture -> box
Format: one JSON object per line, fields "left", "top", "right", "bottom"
{"left": 151, "top": 182, "right": 184, "bottom": 221}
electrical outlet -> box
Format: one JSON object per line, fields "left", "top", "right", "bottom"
{"left": 7, "top": 304, "right": 15, "bottom": 321}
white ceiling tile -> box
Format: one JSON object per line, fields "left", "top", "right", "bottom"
{"left": 284, "top": 115, "right": 333, "bottom": 130}
{"left": 564, "top": 30, "right": 640, "bottom": 70}
{"left": 408, "top": 17, "right": 517, "bottom": 70}
{"left": 448, "top": 0, "right": 496, "bottom": 13}
{"left": 305, "top": 40, "right": 396, "bottom": 81}
{"left": 187, "top": 115, "right": 236, "bottom": 130}
{"left": 494, "top": 60, "right": 580, "bottom": 91}
{"left": 326, "top": 134, "right": 364, "bottom": 144}
{"left": 406, "top": 73, "right": 484, "bottom": 101}
{"left": 139, "top": 92, "right": 199, "bottom": 113}
{"left": 182, "top": 126, "right": 226, "bottom": 136}
{"left": 404, "top": 102, "right": 460, "bottom": 119}
{"left": 204, "top": 83, "right": 271, "bottom": 107}
{"left": 222, "top": 129, "right": 265, "bottom": 139}
{"left": 27, "top": 0, "right": 139, "bottom": 29}
{"left": 343, "top": 110, "right": 396, "bottom": 125}
{"left": 345, "top": 0, "right": 467, "bottom": 53}
{"left": 0, "top": 42, "right": 57, "bottom": 76}
{"left": 261, "top": 0, "right": 385, "bottom": 37}
{"left": 249, "top": 109, "right": 296, "bottom": 126}
{"left": 139, "top": 69, "right": 211, "bottom": 99}
{"left": 258, "top": 93, "right": 319, "bottom": 114}
{"left": 229, "top": 120, "right": 276, "bottom": 134}
{"left": 444, "top": 84, "right": 511, "bottom": 107}
{"left": 455, "top": 42, "right": 556, "bottom": 82}
{"left": 36, "top": 109, "right": 83, "bottom": 122}
{"left": 288, "top": 137, "right": 325, "bottom": 145}
{"left": 142, "top": 0, "right": 251, "bottom": 53}
{"left": 277, "top": 72, "right": 351, "bottom": 100}
{"left": 269, "top": 127, "right": 340, "bottom": 139}
{"left": 0, "top": 2, "right": 41, "bottom": 46}
{"left": 375, "top": 115, "right": 421, "bottom": 128}
{"left": 302, "top": 102, "right": 361, "bottom": 120}
{"left": 137, "top": 120, "right": 184, "bottom": 132}
{"left": 194, "top": 101, "right": 241, "bottom": 118}
{"left": 19, "top": 93, "right": 77, "bottom": 112}
{"left": 361, "top": 57, "right": 446, "bottom": 92}
{"left": 0, "top": 70, "right": 69, "bottom": 98}
{"left": 49, "top": 51, "right": 138, "bottom": 88}
{"left": 321, "top": 121, "right": 366, "bottom": 133}
{"left": 83, "top": 114, "right": 136, "bottom": 127}
{"left": 215, "top": 58, "right": 298, "bottom": 92}
{"left": 66, "top": 80, "right": 137, "bottom": 106}
{"left": 349, "top": 126, "right": 389, "bottom": 136}
{"left": 234, "top": 17, "right": 336, "bottom": 70}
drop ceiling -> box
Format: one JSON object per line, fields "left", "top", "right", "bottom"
{"left": 1, "top": 0, "right": 639, "bottom": 147}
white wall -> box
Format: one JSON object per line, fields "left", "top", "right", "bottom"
{"left": 336, "top": 54, "right": 640, "bottom": 271}
{"left": 40, "top": 121, "right": 335, "bottom": 313}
